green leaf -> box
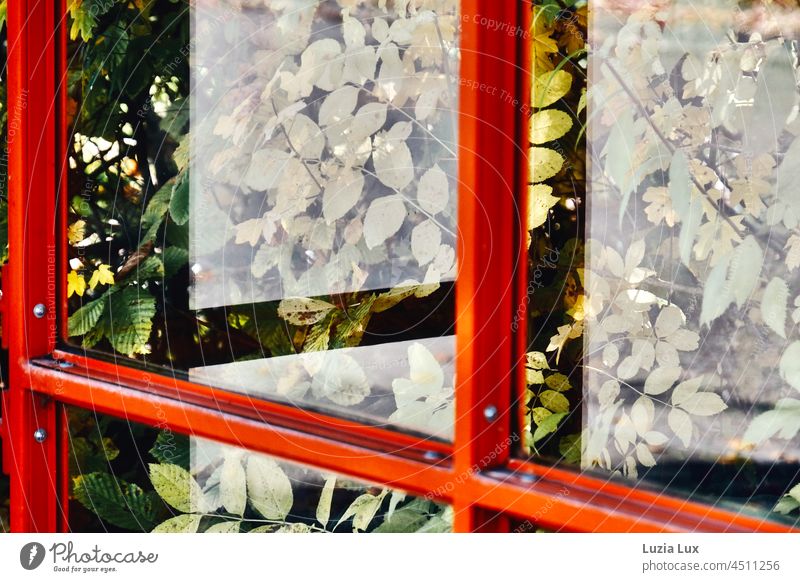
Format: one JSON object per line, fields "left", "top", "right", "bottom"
{"left": 668, "top": 150, "right": 691, "bottom": 221}
{"left": 336, "top": 490, "right": 386, "bottom": 532}
{"left": 149, "top": 431, "right": 190, "bottom": 469}
{"left": 152, "top": 513, "right": 202, "bottom": 533}
{"left": 533, "top": 69, "right": 573, "bottom": 108}
{"left": 169, "top": 171, "right": 190, "bottom": 226}
{"left": 106, "top": 287, "right": 157, "bottom": 357}
{"left": 743, "top": 398, "right": 800, "bottom": 445}
{"left": 68, "top": 294, "right": 109, "bottom": 337}
{"left": 122, "top": 256, "right": 164, "bottom": 283}
{"left": 414, "top": 506, "right": 453, "bottom": 532}
{"left": 533, "top": 412, "right": 568, "bottom": 444}
{"left": 374, "top": 504, "right": 430, "bottom": 533}
{"left": 676, "top": 392, "right": 727, "bottom": 416}
{"left": 277, "top": 297, "right": 337, "bottom": 326}
{"left": 544, "top": 373, "right": 571, "bottom": 392}
{"left": 700, "top": 254, "right": 732, "bottom": 326}
{"left": 530, "top": 147, "right": 565, "bottom": 182}
{"left": 304, "top": 312, "right": 336, "bottom": 353}
{"left": 205, "top": 520, "right": 241, "bottom": 533}
{"left": 316, "top": 477, "right": 336, "bottom": 527}
{"left": 728, "top": 237, "right": 764, "bottom": 308}
{"left": 668, "top": 408, "right": 693, "bottom": 447}
{"left": 246, "top": 456, "right": 293, "bottom": 520}
{"left": 526, "top": 352, "right": 550, "bottom": 370}
{"left": 774, "top": 495, "right": 800, "bottom": 515}
{"left": 73, "top": 472, "right": 157, "bottom": 531}
{"left": 68, "top": 0, "right": 115, "bottom": 41}
{"left": 530, "top": 109, "right": 573, "bottom": 144}
{"left": 678, "top": 197, "right": 703, "bottom": 266}
{"left": 220, "top": 453, "right": 247, "bottom": 516}
{"left": 331, "top": 295, "right": 376, "bottom": 348}
{"left": 603, "top": 108, "right": 634, "bottom": 204}
{"left": 780, "top": 343, "right": 800, "bottom": 392}
{"left": 140, "top": 180, "right": 173, "bottom": 242}
{"left": 275, "top": 523, "right": 313, "bottom": 533}
{"left": 162, "top": 247, "right": 188, "bottom": 279}
{"left": 149, "top": 463, "right": 209, "bottom": 513}
{"left": 559, "top": 433, "right": 581, "bottom": 464}
{"left": 762, "top": 277, "right": 789, "bottom": 338}
{"left": 540, "top": 390, "right": 570, "bottom": 413}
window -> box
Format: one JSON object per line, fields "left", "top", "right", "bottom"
{"left": 0, "top": 0, "right": 797, "bottom": 535}
{"left": 524, "top": 0, "right": 800, "bottom": 528}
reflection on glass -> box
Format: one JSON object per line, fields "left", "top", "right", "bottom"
{"left": 191, "top": 335, "right": 455, "bottom": 438}
{"left": 67, "top": 408, "right": 451, "bottom": 532}
{"left": 64, "top": 1, "right": 459, "bottom": 440}
{"left": 525, "top": 0, "right": 800, "bottom": 522}
{"left": 190, "top": 0, "right": 459, "bottom": 308}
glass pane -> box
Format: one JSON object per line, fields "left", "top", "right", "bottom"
{"left": 525, "top": 0, "right": 800, "bottom": 524}
{"left": 64, "top": 1, "right": 459, "bottom": 439}
{"left": 67, "top": 407, "right": 452, "bottom": 532}
{"left": 191, "top": 1, "right": 458, "bottom": 308}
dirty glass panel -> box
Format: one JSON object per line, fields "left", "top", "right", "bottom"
{"left": 67, "top": 408, "right": 451, "bottom": 532}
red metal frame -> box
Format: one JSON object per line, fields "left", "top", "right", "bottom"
{"left": 1, "top": 0, "right": 798, "bottom": 534}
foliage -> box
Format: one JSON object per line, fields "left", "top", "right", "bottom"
{"left": 64, "top": 0, "right": 458, "bottom": 438}
{"left": 526, "top": 0, "right": 800, "bottom": 519}
{"left": 524, "top": 1, "right": 587, "bottom": 461}
{"left": 71, "top": 417, "right": 451, "bottom": 533}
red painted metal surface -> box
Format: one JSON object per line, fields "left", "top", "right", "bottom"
{"left": 6, "top": 0, "right": 61, "bottom": 532}
{"left": 453, "top": 0, "right": 527, "bottom": 531}
{"left": 51, "top": 349, "right": 452, "bottom": 459}
{"left": 27, "top": 358, "right": 799, "bottom": 533}
{"left": 28, "top": 359, "right": 455, "bottom": 502}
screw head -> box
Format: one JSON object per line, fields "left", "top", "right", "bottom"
{"left": 33, "top": 304, "right": 46, "bottom": 318}
{"left": 33, "top": 428, "right": 47, "bottom": 443}
{"left": 423, "top": 450, "right": 443, "bottom": 462}
{"left": 58, "top": 360, "right": 74, "bottom": 369}
{"left": 483, "top": 405, "right": 499, "bottom": 422}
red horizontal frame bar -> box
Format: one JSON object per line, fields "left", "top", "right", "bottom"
{"left": 48, "top": 348, "right": 451, "bottom": 459}
{"left": 27, "top": 357, "right": 800, "bottom": 533}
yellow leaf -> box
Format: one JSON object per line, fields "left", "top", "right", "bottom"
{"left": 528, "top": 184, "right": 560, "bottom": 230}
{"left": 532, "top": 8, "right": 558, "bottom": 75}
{"left": 530, "top": 147, "right": 565, "bottom": 182}
{"left": 88, "top": 264, "right": 115, "bottom": 290}
{"left": 68, "top": 270, "right": 87, "bottom": 298}
{"left": 67, "top": 220, "right": 87, "bottom": 245}
{"left": 531, "top": 109, "right": 573, "bottom": 145}
{"left": 533, "top": 70, "right": 573, "bottom": 109}
{"left": 566, "top": 294, "right": 585, "bottom": 322}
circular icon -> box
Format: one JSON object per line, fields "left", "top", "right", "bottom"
{"left": 20, "top": 542, "right": 46, "bottom": 570}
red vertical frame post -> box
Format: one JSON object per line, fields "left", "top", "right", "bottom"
{"left": 6, "top": 0, "right": 60, "bottom": 532}
{"left": 455, "top": 1, "right": 529, "bottom": 531}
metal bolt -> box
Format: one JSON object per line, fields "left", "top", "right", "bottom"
{"left": 58, "top": 360, "right": 74, "bottom": 369}
{"left": 423, "top": 450, "right": 443, "bottom": 462}
{"left": 33, "top": 303, "right": 46, "bottom": 318}
{"left": 483, "top": 405, "right": 499, "bottom": 422}
{"left": 33, "top": 428, "right": 47, "bottom": 443}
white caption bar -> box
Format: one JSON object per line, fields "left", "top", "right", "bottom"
{"left": 0, "top": 534, "right": 798, "bottom": 581}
